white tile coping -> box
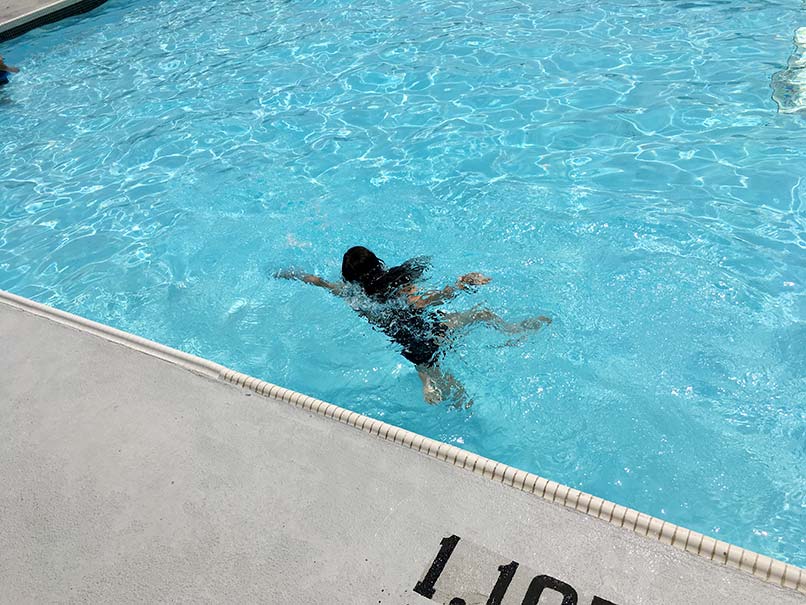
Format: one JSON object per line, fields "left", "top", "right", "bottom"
{"left": 1, "top": 288, "right": 803, "bottom": 595}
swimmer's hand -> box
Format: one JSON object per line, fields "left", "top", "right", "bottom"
{"left": 408, "top": 273, "right": 491, "bottom": 308}
{"left": 275, "top": 268, "right": 343, "bottom": 294}
{"left": 457, "top": 272, "right": 491, "bottom": 289}
{"left": 275, "top": 268, "right": 301, "bottom": 280}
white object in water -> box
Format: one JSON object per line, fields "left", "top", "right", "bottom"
{"left": 772, "top": 27, "right": 806, "bottom": 113}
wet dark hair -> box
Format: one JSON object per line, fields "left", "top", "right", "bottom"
{"left": 342, "top": 246, "right": 429, "bottom": 301}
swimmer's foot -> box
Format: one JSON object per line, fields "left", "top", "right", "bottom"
{"left": 452, "top": 395, "right": 474, "bottom": 409}
{"left": 501, "top": 315, "right": 552, "bottom": 334}
{"left": 519, "top": 315, "right": 552, "bottom": 331}
{"left": 423, "top": 381, "right": 444, "bottom": 405}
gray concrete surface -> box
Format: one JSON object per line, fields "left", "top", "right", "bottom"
{"left": 0, "top": 299, "right": 802, "bottom": 604}
{"left": 0, "top": 0, "right": 74, "bottom": 31}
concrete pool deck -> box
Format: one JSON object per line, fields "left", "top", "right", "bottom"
{"left": 0, "top": 0, "right": 53, "bottom": 28}
{"left": 1, "top": 290, "right": 804, "bottom": 604}
{"left": 0, "top": 0, "right": 104, "bottom": 40}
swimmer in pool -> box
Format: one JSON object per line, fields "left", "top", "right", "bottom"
{"left": 277, "top": 246, "right": 551, "bottom": 405}
{"left": 0, "top": 55, "right": 20, "bottom": 87}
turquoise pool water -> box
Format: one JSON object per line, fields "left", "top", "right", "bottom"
{"left": 2, "top": 0, "right": 805, "bottom": 567}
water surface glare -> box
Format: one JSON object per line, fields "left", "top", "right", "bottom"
{"left": 2, "top": 0, "right": 806, "bottom": 567}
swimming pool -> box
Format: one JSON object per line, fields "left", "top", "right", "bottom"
{"left": 2, "top": 0, "right": 805, "bottom": 568}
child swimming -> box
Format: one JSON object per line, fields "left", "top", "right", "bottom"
{"left": 0, "top": 55, "right": 20, "bottom": 87}
{"left": 277, "top": 246, "right": 551, "bottom": 405}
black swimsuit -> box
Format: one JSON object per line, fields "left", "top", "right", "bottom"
{"left": 379, "top": 306, "right": 447, "bottom": 367}
{"left": 351, "top": 294, "right": 446, "bottom": 367}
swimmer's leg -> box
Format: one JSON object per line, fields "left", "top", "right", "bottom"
{"left": 417, "top": 363, "right": 472, "bottom": 408}
{"left": 417, "top": 365, "right": 442, "bottom": 404}
{"left": 444, "top": 307, "right": 551, "bottom": 334}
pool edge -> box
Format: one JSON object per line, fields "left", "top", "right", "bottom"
{"left": 1, "top": 288, "right": 803, "bottom": 595}
{"left": 0, "top": 0, "right": 107, "bottom": 41}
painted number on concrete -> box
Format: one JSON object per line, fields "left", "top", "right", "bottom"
{"left": 414, "top": 535, "right": 619, "bottom": 605}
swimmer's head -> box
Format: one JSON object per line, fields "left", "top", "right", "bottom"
{"left": 342, "top": 246, "right": 430, "bottom": 301}
{"left": 342, "top": 246, "right": 385, "bottom": 291}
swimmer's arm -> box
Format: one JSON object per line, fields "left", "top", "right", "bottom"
{"left": 276, "top": 269, "right": 343, "bottom": 294}
{"left": 407, "top": 273, "right": 492, "bottom": 308}
{"left": 0, "top": 61, "right": 19, "bottom": 73}
{"left": 304, "top": 275, "right": 343, "bottom": 294}
{"left": 407, "top": 285, "right": 460, "bottom": 308}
